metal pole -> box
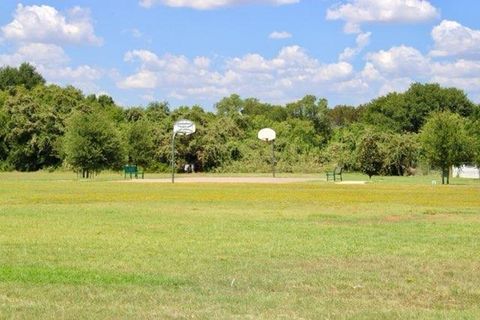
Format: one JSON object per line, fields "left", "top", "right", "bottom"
{"left": 171, "top": 132, "right": 176, "bottom": 183}
{"left": 271, "top": 140, "right": 276, "bottom": 178}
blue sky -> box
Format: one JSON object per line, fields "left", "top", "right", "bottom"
{"left": 1, "top": 0, "right": 480, "bottom": 109}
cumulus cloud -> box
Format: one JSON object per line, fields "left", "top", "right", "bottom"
{"left": 0, "top": 43, "right": 69, "bottom": 67}
{"left": 0, "top": 4, "right": 108, "bottom": 95}
{"left": 326, "top": 0, "right": 439, "bottom": 33}
{"left": 269, "top": 31, "right": 292, "bottom": 40}
{"left": 356, "top": 43, "right": 480, "bottom": 101}
{"left": 339, "top": 32, "right": 371, "bottom": 61}
{"left": 366, "top": 45, "right": 430, "bottom": 78}
{"left": 139, "top": 0, "right": 299, "bottom": 10}
{"left": 1, "top": 4, "right": 102, "bottom": 45}
{"left": 430, "top": 20, "right": 480, "bottom": 57}
{"left": 118, "top": 46, "right": 354, "bottom": 103}
{"left": 0, "top": 44, "right": 103, "bottom": 84}
{"left": 118, "top": 40, "right": 480, "bottom": 105}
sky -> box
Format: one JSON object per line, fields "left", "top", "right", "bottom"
{"left": 1, "top": 0, "right": 480, "bottom": 109}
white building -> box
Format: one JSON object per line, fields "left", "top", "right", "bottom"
{"left": 452, "top": 165, "right": 480, "bottom": 179}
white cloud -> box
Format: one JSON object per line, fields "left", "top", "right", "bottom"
{"left": 0, "top": 43, "right": 103, "bottom": 95}
{"left": 326, "top": 0, "right": 439, "bottom": 33}
{"left": 0, "top": 43, "right": 69, "bottom": 67}
{"left": 118, "top": 46, "right": 354, "bottom": 104}
{"left": 357, "top": 44, "right": 480, "bottom": 101}
{"left": 41, "top": 65, "right": 103, "bottom": 82}
{"left": 118, "top": 70, "right": 158, "bottom": 89}
{"left": 430, "top": 59, "right": 480, "bottom": 94}
{"left": 1, "top": 4, "right": 102, "bottom": 45}
{"left": 269, "top": 31, "right": 292, "bottom": 40}
{"left": 432, "top": 59, "right": 480, "bottom": 78}
{"left": 430, "top": 20, "right": 480, "bottom": 57}
{"left": 339, "top": 32, "right": 371, "bottom": 61}
{"left": 366, "top": 45, "right": 430, "bottom": 78}
{"left": 139, "top": 0, "right": 299, "bottom": 9}
{"left": 378, "top": 77, "right": 413, "bottom": 96}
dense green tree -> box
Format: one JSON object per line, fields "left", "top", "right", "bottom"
{"left": 356, "top": 130, "right": 384, "bottom": 178}
{"left": 286, "top": 95, "right": 332, "bottom": 143}
{"left": 63, "top": 108, "right": 125, "bottom": 177}
{"left": 125, "top": 107, "right": 145, "bottom": 122}
{"left": 382, "top": 133, "right": 419, "bottom": 176}
{"left": 145, "top": 101, "right": 170, "bottom": 122}
{"left": 362, "top": 83, "right": 476, "bottom": 132}
{"left": 125, "top": 120, "right": 155, "bottom": 168}
{"left": 216, "top": 94, "right": 244, "bottom": 116}
{"left": 326, "top": 123, "right": 368, "bottom": 171}
{"left": 242, "top": 98, "right": 287, "bottom": 122}
{"left": 4, "top": 88, "right": 65, "bottom": 170}
{"left": 0, "top": 63, "right": 45, "bottom": 90}
{"left": 361, "top": 92, "right": 407, "bottom": 132}
{"left": 466, "top": 119, "right": 480, "bottom": 169}
{"left": 419, "top": 111, "right": 472, "bottom": 184}
{"left": 328, "top": 105, "right": 360, "bottom": 127}
{"left": 404, "top": 83, "right": 475, "bottom": 131}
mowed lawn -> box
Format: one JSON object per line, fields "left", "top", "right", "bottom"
{"left": 0, "top": 173, "right": 479, "bottom": 319}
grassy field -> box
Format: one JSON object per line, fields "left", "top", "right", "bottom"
{"left": 0, "top": 172, "right": 479, "bottom": 319}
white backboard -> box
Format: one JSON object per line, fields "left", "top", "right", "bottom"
{"left": 174, "top": 119, "right": 196, "bottom": 135}
{"left": 258, "top": 128, "right": 276, "bottom": 142}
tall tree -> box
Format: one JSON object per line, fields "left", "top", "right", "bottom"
{"left": 63, "top": 108, "right": 125, "bottom": 178}
{"left": 419, "top": 111, "right": 473, "bottom": 184}
{"left": 286, "top": 95, "right": 332, "bottom": 143}
{"left": 362, "top": 83, "right": 476, "bottom": 132}
{"left": 356, "top": 130, "right": 384, "bottom": 179}
{"left": 0, "top": 63, "right": 45, "bottom": 90}
{"left": 4, "top": 88, "right": 64, "bottom": 171}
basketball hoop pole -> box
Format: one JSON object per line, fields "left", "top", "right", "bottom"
{"left": 171, "top": 119, "right": 196, "bottom": 184}
{"left": 271, "top": 140, "right": 276, "bottom": 178}
{"left": 171, "top": 132, "right": 176, "bottom": 184}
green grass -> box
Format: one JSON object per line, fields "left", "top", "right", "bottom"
{"left": 0, "top": 172, "right": 479, "bottom": 319}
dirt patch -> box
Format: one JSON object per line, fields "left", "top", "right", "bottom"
{"left": 335, "top": 181, "right": 367, "bottom": 185}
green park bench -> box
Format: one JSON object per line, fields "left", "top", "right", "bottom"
{"left": 326, "top": 166, "right": 343, "bottom": 182}
{"left": 123, "top": 165, "right": 144, "bottom": 179}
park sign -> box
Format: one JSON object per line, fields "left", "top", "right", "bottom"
{"left": 258, "top": 128, "right": 276, "bottom": 142}
{"left": 174, "top": 119, "right": 196, "bottom": 135}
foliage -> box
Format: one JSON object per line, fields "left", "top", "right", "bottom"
{"left": 125, "top": 120, "right": 155, "bottom": 167}
{"left": 328, "top": 105, "right": 360, "bottom": 127}
{"left": 3, "top": 87, "right": 65, "bottom": 171}
{"left": 419, "top": 111, "right": 473, "bottom": 184}
{"left": 0, "top": 63, "right": 45, "bottom": 90}
{"left": 362, "top": 83, "right": 476, "bottom": 132}
{"left": 382, "top": 133, "right": 419, "bottom": 176}
{"left": 356, "top": 130, "right": 384, "bottom": 178}
{"left": 466, "top": 119, "right": 480, "bottom": 168}
{"left": 63, "top": 108, "right": 125, "bottom": 176}
{"left": 0, "top": 64, "right": 479, "bottom": 175}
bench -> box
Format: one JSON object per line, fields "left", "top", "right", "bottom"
{"left": 124, "top": 165, "right": 144, "bottom": 179}
{"left": 326, "top": 166, "right": 343, "bottom": 182}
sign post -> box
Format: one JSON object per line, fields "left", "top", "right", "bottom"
{"left": 258, "top": 128, "right": 276, "bottom": 178}
{"left": 172, "top": 119, "right": 196, "bottom": 183}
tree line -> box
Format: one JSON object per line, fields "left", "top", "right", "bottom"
{"left": 1, "top": 63, "right": 479, "bottom": 183}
